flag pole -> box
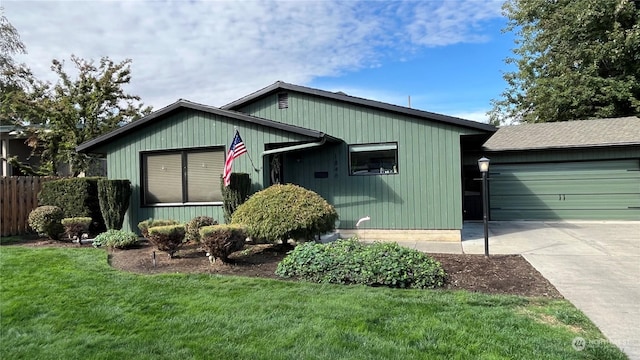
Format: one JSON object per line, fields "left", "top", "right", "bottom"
{"left": 234, "top": 128, "right": 260, "bottom": 172}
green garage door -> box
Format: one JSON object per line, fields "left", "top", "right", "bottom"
{"left": 490, "top": 160, "right": 640, "bottom": 220}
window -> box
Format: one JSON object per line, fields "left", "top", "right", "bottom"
{"left": 277, "top": 93, "right": 289, "bottom": 109}
{"left": 142, "top": 147, "right": 225, "bottom": 205}
{"left": 349, "top": 143, "right": 398, "bottom": 175}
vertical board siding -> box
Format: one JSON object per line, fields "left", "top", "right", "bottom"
{"left": 106, "top": 110, "right": 311, "bottom": 233}
{"left": 239, "top": 92, "right": 482, "bottom": 230}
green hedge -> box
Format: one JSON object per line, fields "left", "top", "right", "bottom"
{"left": 97, "top": 179, "right": 132, "bottom": 230}
{"left": 200, "top": 224, "right": 247, "bottom": 263}
{"left": 28, "top": 205, "right": 64, "bottom": 240}
{"left": 39, "top": 177, "right": 106, "bottom": 234}
{"left": 276, "top": 239, "right": 447, "bottom": 289}
{"left": 147, "top": 225, "right": 186, "bottom": 258}
{"left": 137, "top": 219, "right": 179, "bottom": 239}
{"left": 231, "top": 184, "right": 338, "bottom": 244}
{"left": 61, "top": 217, "right": 92, "bottom": 240}
{"left": 185, "top": 216, "right": 217, "bottom": 243}
{"left": 221, "top": 173, "right": 251, "bottom": 223}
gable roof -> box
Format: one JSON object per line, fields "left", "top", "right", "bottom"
{"left": 76, "top": 99, "right": 339, "bottom": 153}
{"left": 483, "top": 116, "right": 640, "bottom": 151}
{"left": 222, "top": 81, "right": 496, "bottom": 132}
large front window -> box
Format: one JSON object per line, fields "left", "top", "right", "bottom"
{"left": 349, "top": 143, "right": 398, "bottom": 175}
{"left": 142, "top": 147, "right": 225, "bottom": 205}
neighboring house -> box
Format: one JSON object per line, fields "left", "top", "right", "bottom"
{"left": 483, "top": 117, "right": 640, "bottom": 221}
{"left": 0, "top": 125, "right": 37, "bottom": 176}
{"left": 77, "top": 82, "right": 496, "bottom": 240}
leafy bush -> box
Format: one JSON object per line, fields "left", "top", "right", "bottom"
{"left": 137, "top": 219, "right": 179, "bottom": 238}
{"left": 221, "top": 172, "right": 251, "bottom": 223}
{"left": 231, "top": 184, "right": 338, "bottom": 244}
{"left": 61, "top": 217, "right": 92, "bottom": 240}
{"left": 147, "top": 225, "right": 186, "bottom": 258}
{"left": 185, "top": 216, "right": 218, "bottom": 243}
{"left": 28, "top": 206, "right": 65, "bottom": 240}
{"left": 38, "top": 177, "right": 105, "bottom": 234}
{"left": 276, "top": 239, "right": 447, "bottom": 289}
{"left": 93, "top": 229, "right": 139, "bottom": 249}
{"left": 199, "top": 224, "right": 247, "bottom": 263}
{"left": 97, "top": 179, "right": 132, "bottom": 230}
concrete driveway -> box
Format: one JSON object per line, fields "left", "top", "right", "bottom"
{"left": 461, "top": 221, "right": 640, "bottom": 359}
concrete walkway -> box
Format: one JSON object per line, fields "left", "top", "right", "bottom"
{"left": 403, "top": 221, "right": 640, "bottom": 359}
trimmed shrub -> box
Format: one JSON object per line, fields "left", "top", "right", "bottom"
{"left": 147, "top": 225, "right": 186, "bottom": 258}
{"left": 97, "top": 179, "right": 132, "bottom": 230}
{"left": 221, "top": 173, "right": 251, "bottom": 223}
{"left": 38, "top": 177, "right": 106, "bottom": 234}
{"left": 199, "top": 224, "right": 247, "bottom": 263}
{"left": 28, "top": 206, "right": 64, "bottom": 240}
{"left": 137, "top": 219, "right": 179, "bottom": 239}
{"left": 276, "top": 239, "right": 447, "bottom": 289}
{"left": 231, "top": 184, "right": 338, "bottom": 244}
{"left": 93, "top": 229, "right": 139, "bottom": 249}
{"left": 61, "top": 217, "right": 92, "bottom": 241}
{"left": 185, "top": 216, "right": 218, "bottom": 243}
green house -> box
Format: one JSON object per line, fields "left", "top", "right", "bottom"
{"left": 77, "top": 81, "right": 496, "bottom": 240}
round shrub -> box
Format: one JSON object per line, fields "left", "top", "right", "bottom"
{"left": 275, "top": 239, "right": 447, "bottom": 289}
{"left": 185, "top": 216, "right": 218, "bottom": 243}
{"left": 137, "top": 219, "right": 179, "bottom": 238}
{"left": 230, "top": 184, "right": 338, "bottom": 244}
{"left": 199, "top": 224, "right": 247, "bottom": 263}
{"left": 28, "top": 205, "right": 64, "bottom": 240}
{"left": 93, "top": 229, "right": 139, "bottom": 249}
{"left": 147, "top": 225, "right": 186, "bottom": 258}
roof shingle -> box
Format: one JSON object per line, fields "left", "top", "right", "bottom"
{"left": 483, "top": 117, "right": 640, "bottom": 151}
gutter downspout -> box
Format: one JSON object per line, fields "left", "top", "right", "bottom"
{"left": 261, "top": 137, "right": 326, "bottom": 156}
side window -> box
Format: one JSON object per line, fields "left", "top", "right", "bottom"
{"left": 142, "top": 147, "right": 225, "bottom": 205}
{"left": 349, "top": 143, "right": 398, "bottom": 175}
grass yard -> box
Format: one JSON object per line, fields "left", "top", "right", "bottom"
{"left": 0, "top": 246, "right": 627, "bottom": 360}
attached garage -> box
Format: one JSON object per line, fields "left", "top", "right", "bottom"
{"left": 489, "top": 160, "right": 640, "bottom": 220}
{"left": 483, "top": 117, "right": 640, "bottom": 221}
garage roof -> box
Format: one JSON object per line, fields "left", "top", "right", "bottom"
{"left": 483, "top": 116, "right": 640, "bottom": 151}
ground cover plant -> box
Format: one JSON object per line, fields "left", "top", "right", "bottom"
{"left": 0, "top": 246, "right": 626, "bottom": 360}
{"left": 276, "top": 239, "right": 446, "bottom": 289}
{"left": 92, "top": 229, "right": 139, "bottom": 249}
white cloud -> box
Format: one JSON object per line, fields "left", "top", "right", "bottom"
{"left": 3, "top": 0, "right": 503, "bottom": 110}
{"left": 450, "top": 110, "right": 491, "bottom": 123}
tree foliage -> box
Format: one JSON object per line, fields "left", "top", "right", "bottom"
{"left": 14, "top": 56, "right": 152, "bottom": 175}
{"left": 490, "top": 0, "right": 640, "bottom": 124}
{"left": 2, "top": 10, "right": 151, "bottom": 175}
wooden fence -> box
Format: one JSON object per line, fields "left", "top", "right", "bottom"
{"left": 1, "top": 176, "right": 59, "bottom": 237}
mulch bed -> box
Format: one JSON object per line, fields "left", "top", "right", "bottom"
{"left": 103, "top": 241, "right": 562, "bottom": 298}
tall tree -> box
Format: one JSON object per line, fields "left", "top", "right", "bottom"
{"left": 0, "top": 8, "right": 38, "bottom": 127}
{"left": 490, "top": 0, "right": 640, "bottom": 124}
{"left": 10, "top": 55, "right": 152, "bottom": 176}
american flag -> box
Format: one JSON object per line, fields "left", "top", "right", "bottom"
{"left": 223, "top": 130, "right": 248, "bottom": 186}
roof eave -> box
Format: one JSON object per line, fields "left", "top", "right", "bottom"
{"left": 483, "top": 142, "right": 640, "bottom": 152}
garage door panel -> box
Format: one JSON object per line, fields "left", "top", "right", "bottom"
{"left": 491, "top": 208, "right": 640, "bottom": 221}
{"left": 490, "top": 160, "right": 640, "bottom": 220}
{"left": 491, "top": 178, "right": 639, "bottom": 196}
{"left": 492, "top": 194, "right": 640, "bottom": 209}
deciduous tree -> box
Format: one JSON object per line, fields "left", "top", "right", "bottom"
{"left": 490, "top": 0, "right": 640, "bottom": 124}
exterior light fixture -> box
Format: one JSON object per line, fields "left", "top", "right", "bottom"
{"left": 477, "top": 157, "right": 490, "bottom": 256}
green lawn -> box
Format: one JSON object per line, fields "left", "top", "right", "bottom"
{"left": 0, "top": 246, "right": 626, "bottom": 360}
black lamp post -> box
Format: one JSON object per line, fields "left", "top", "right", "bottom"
{"left": 478, "top": 157, "right": 490, "bottom": 256}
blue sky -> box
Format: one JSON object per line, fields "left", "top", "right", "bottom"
{"left": 4, "top": 0, "right": 514, "bottom": 123}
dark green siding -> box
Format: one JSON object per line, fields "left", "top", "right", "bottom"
{"left": 102, "top": 109, "right": 312, "bottom": 232}
{"left": 490, "top": 160, "right": 640, "bottom": 220}
{"left": 238, "top": 92, "right": 484, "bottom": 230}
